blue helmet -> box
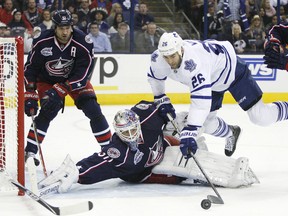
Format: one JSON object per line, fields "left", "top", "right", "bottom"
{"left": 52, "top": 10, "right": 73, "bottom": 26}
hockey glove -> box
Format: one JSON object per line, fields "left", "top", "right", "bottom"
{"left": 264, "top": 37, "right": 280, "bottom": 55}
{"left": 24, "top": 83, "right": 39, "bottom": 116}
{"left": 179, "top": 125, "right": 198, "bottom": 159}
{"left": 263, "top": 49, "right": 288, "bottom": 71}
{"left": 154, "top": 94, "right": 176, "bottom": 122}
{"left": 41, "top": 82, "right": 70, "bottom": 111}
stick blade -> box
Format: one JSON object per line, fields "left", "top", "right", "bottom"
{"left": 58, "top": 201, "right": 93, "bottom": 215}
{"left": 207, "top": 195, "right": 224, "bottom": 204}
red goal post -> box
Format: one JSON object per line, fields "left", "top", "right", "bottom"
{"left": 0, "top": 37, "right": 25, "bottom": 195}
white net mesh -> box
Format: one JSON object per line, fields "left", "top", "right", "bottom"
{"left": 0, "top": 38, "right": 20, "bottom": 192}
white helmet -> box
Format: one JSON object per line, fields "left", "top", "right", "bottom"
{"left": 113, "top": 109, "right": 141, "bottom": 151}
{"left": 158, "top": 32, "right": 183, "bottom": 56}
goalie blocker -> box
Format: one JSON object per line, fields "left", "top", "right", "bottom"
{"left": 153, "top": 146, "right": 259, "bottom": 188}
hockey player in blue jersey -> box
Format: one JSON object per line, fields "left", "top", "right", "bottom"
{"left": 24, "top": 10, "right": 111, "bottom": 164}
{"left": 148, "top": 32, "right": 288, "bottom": 159}
{"left": 263, "top": 23, "right": 288, "bottom": 71}
{"left": 38, "top": 101, "right": 258, "bottom": 193}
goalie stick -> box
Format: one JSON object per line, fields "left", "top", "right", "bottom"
{"left": 10, "top": 179, "right": 93, "bottom": 215}
{"left": 167, "top": 113, "right": 224, "bottom": 205}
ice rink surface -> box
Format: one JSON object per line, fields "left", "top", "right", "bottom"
{"left": 1, "top": 104, "right": 288, "bottom": 216}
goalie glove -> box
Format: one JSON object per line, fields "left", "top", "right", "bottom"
{"left": 41, "top": 82, "right": 71, "bottom": 112}
{"left": 154, "top": 94, "right": 176, "bottom": 122}
{"left": 179, "top": 125, "right": 198, "bottom": 159}
{"left": 24, "top": 82, "right": 39, "bottom": 116}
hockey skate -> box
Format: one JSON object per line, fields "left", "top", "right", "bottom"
{"left": 225, "top": 125, "right": 241, "bottom": 157}
{"left": 25, "top": 151, "right": 40, "bottom": 166}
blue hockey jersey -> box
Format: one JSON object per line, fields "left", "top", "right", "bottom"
{"left": 76, "top": 101, "right": 171, "bottom": 184}
{"left": 24, "top": 28, "right": 94, "bottom": 91}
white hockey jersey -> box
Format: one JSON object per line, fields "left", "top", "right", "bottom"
{"left": 148, "top": 39, "right": 238, "bottom": 127}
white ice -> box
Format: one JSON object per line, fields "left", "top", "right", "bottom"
{"left": 1, "top": 104, "right": 288, "bottom": 216}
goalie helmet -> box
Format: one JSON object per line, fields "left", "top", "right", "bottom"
{"left": 52, "top": 10, "right": 73, "bottom": 27}
{"left": 113, "top": 109, "right": 141, "bottom": 151}
{"left": 158, "top": 32, "right": 183, "bottom": 56}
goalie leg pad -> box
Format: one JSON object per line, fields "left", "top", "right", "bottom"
{"left": 38, "top": 154, "right": 79, "bottom": 193}
{"left": 153, "top": 147, "right": 259, "bottom": 188}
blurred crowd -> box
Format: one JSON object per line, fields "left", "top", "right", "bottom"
{"left": 177, "top": 0, "right": 288, "bottom": 54}
{"left": 0, "top": 0, "right": 287, "bottom": 54}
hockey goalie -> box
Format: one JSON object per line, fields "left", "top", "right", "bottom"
{"left": 37, "top": 101, "right": 259, "bottom": 195}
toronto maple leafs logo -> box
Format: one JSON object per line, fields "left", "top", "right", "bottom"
{"left": 184, "top": 59, "right": 196, "bottom": 72}
{"left": 151, "top": 52, "right": 158, "bottom": 62}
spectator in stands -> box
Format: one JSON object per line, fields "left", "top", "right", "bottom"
{"left": 71, "top": 12, "right": 84, "bottom": 32}
{"left": 90, "top": 7, "right": 110, "bottom": 34}
{"left": 269, "top": 0, "right": 287, "bottom": 8}
{"left": 49, "top": 0, "right": 65, "bottom": 14}
{"left": 202, "top": 3, "right": 225, "bottom": 40}
{"left": 110, "top": 21, "right": 130, "bottom": 53}
{"left": 108, "top": 12, "right": 129, "bottom": 34}
{"left": 189, "top": 0, "right": 204, "bottom": 35}
{"left": 134, "top": 1, "right": 154, "bottom": 32}
{"left": 24, "top": 26, "right": 41, "bottom": 53}
{"left": 22, "top": 0, "right": 43, "bottom": 29}
{"left": 106, "top": 2, "right": 123, "bottom": 27}
{"left": 0, "top": 0, "right": 15, "bottom": 25}
{"left": 260, "top": 0, "right": 276, "bottom": 26}
{"left": 77, "top": 0, "right": 92, "bottom": 25}
{"left": 0, "top": 21, "right": 9, "bottom": 37}
{"left": 36, "top": 0, "right": 53, "bottom": 10}
{"left": 247, "top": 0, "right": 260, "bottom": 22}
{"left": 228, "top": 22, "right": 249, "bottom": 54}
{"left": 134, "top": 22, "right": 162, "bottom": 53}
{"left": 90, "top": 0, "right": 112, "bottom": 14}
{"left": 65, "top": 2, "right": 77, "bottom": 14}
{"left": 88, "top": 21, "right": 112, "bottom": 53}
{"left": 247, "top": 14, "right": 265, "bottom": 52}
{"left": 113, "top": 0, "right": 139, "bottom": 22}
{"left": 38, "top": 8, "right": 53, "bottom": 31}
{"left": 8, "top": 9, "right": 32, "bottom": 38}
{"left": 265, "top": 15, "right": 278, "bottom": 34}
{"left": 217, "top": 0, "right": 250, "bottom": 35}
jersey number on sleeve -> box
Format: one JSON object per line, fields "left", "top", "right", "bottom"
{"left": 191, "top": 73, "right": 205, "bottom": 88}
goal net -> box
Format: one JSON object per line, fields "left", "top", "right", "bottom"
{"left": 0, "top": 37, "right": 25, "bottom": 195}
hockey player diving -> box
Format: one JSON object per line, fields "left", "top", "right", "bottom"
{"left": 38, "top": 101, "right": 259, "bottom": 194}
{"left": 23, "top": 9, "right": 111, "bottom": 164}
{"left": 148, "top": 32, "right": 288, "bottom": 159}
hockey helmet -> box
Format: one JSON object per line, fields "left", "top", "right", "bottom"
{"left": 158, "top": 32, "right": 183, "bottom": 56}
{"left": 52, "top": 10, "right": 73, "bottom": 27}
{"left": 113, "top": 109, "right": 141, "bottom": 151}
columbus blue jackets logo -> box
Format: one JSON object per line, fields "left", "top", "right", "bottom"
{"left": 184, "top": 59, "right": 196, "bottom": 72}
{"left": 45, "top": 57, "right": 74, "bottom": 77}
{"left": 145, "top": 136, "right": 164, "bottom": 167}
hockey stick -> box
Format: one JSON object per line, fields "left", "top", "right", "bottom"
{"left": 167, "top": 113, "right": 224, "bottom": 205}
{"left": 10, "top": 179, "right": 93, "bottom": 215}
{"left": 31, "top": 114, "right": 48, "bottom": 177}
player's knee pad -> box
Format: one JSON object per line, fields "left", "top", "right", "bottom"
{"left": 75, "top": 93, "right": 96, "bottom": 110}
{"left": 247, "top": 100, "right": 278, "bottom": 126}
{"left": 77, "top": 97, "right": 103, "bottom": 119}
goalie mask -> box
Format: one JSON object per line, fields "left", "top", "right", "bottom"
{"left": 158, "top": 32, "right": 183, "bottom": 56}
{"left": 113, "top": 109, "right": 141, "bottom": 151}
